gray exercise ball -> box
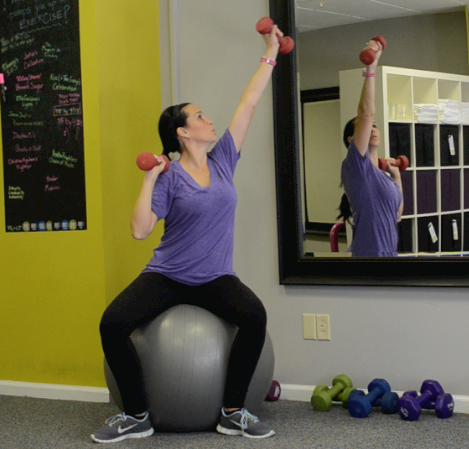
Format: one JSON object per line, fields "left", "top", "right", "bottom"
{"left": 104, "top": 304, "right": 274, "bottom": 432}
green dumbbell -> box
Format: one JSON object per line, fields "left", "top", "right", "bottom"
{"left": 311, "top": 375, "right": 353, "bottom": 411}
{"left": 335, "top": 387, "right": 357, "bottom": 408}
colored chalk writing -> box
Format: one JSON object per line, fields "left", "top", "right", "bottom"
{"left": 1, "top": 0, "right": 86, "bottom": 232}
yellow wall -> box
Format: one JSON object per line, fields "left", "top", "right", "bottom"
{"left": 95, "top": 0, "right": 164, "bottom": 303}
{"left": 0, "top": 0, "right": 163, "bottom": 387}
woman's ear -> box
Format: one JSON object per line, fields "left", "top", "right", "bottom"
{"left": 176, "top": 126, "right": 189, "bottom": 138}
{"left": 347, "top": 136, "right": 352, "bottom": 144}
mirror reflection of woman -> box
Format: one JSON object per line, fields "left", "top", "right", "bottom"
{"left": 340, "top": 39, "right": 403, "bottom": 257}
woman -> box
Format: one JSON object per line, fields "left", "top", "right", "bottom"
{"left": 91, "top": 24, "right": 281, "bottom": 444}
{"left": 340, "top": 39, "right": 403, "bottom": 257}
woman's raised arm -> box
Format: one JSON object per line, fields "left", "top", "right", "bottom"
{"left": 228, "top": 24, "right": 281, "bottom": 153}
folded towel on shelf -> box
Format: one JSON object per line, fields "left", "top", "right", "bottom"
{"left": 438, "top": 99, "right": 462, "bottom": 124}
{"left": 461, "top": 101, "right": 469, "bottom": 123}
{"left": 414, "top": 103, "right": 438, "bottom": 123}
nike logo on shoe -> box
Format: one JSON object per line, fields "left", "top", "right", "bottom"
{"left": 117, "top": 423, "right": 139, "bottom": 434}
{"left": 229, "top": 419, "right": 245, "bottom": 429}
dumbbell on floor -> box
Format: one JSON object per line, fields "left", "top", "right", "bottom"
{"left": 430, "top": 393, "right": 454, "bottom": 419}
{"left": 378, "top": 155, "right": 409, "bottom": 172}
{"left": 256, "top": 17, "right": 295, "bottom": 55}
{"left": 398, "top": 380, "right": 446, "bottom": 421}
{"left": 265, "top": 380, "right": 281, "bottom": 401}
{"left": 399, "top": 382, "right": 454, "bottom": 420}
{"left": 371, "top": 391, "right": 399, "bottom": 414}
{"left": 360, "top": 36, "right": 387, "bottom": 65}
{"left": 334, "top": 387, "right": 357, "bottom": 409}
{"left": 348, "top": 378, "right": 396, "bottom": 418}
{"left": 136, "top": 152, "right": 170, "bottom": 173}
{"left": 311, "top": 374, "right": 353, "bottom": 411}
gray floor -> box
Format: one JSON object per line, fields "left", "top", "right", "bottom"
{"left": 2, "top": 395, "right": 469, "bottom": 448}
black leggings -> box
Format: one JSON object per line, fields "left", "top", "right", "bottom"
{"left": 100, "top": 273, "right": 267, "bottom": 415}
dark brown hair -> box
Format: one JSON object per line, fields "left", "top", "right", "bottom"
{"left": 158, "top": 103, "right": 190, "bottom": 156}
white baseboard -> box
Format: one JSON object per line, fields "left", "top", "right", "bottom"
{"left": 1, "top": 380, "right": 468, "bottom": 415}
{"left": 279, "top": 384, "right": 469, "bottom": 414}
{"left": 0, "top": 380, "right": 109, "bottom": 403}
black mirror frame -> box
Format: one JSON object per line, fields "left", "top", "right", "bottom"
{"left": 270, "top": 0, "right": 469, "bottom": 287}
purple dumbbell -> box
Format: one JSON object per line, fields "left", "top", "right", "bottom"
{"left": 265, "top": 380, "right": 281, "bottom": 401}
{"left": 431, "top": 394, "right": 454, "bottom": 419}
{"left": 398, "top": 380, "right": 445, "bottom": 421}
{"left": 401, "top": 389, "right": 453, "bottom": 418}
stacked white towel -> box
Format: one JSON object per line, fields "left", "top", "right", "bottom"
{"left": 414, "top": 103, "right": 438, "bottom": 123}
{"left": 461, "top": 102, "right": 469, "bottom": 123}
{"left": 438, "top": 99, "right": 462, "bottom": 124}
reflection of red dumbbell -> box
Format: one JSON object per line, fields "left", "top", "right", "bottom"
{"left": 256, "top": 17, "right": 295, "bottom": 55}
{"left": 378, "top": 155, "right": 409, "bottom": 172}
{"left": 359, "top": 36, "right": 387, "bottom": 65}
{"left": 136, "top": 152, "right": 170, "bottom": 173}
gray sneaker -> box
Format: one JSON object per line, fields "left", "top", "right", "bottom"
{"left": 216, "top": 408, "right": 275, "bottom": 439}
{"left": 91, "top": 412, "right": 154, "bottom": 444}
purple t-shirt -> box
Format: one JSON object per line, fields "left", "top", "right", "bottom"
{"left": 142, "top": 129, "right": 239, "bottom": 285}
{"left": 341, "top": 138, "right": 402, "bottom": 257}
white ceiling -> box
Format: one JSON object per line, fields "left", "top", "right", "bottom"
{"left": 296, "top": 0, "right": 469, "bottom": 32}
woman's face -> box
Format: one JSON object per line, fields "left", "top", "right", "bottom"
{"left": 180, "top": 104, "right": 217, "bottom": 144}
{"left": 369, "top": 122, "right": 380, "bottom": 148}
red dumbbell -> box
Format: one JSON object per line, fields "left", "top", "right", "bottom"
{"left": 136, "top": 152, "right": 170, "bottom": 173}
{"left": 359, "top": 36, "right": 387, "bottom": 65}
{"left": 256, "top": 17, "right": 295, "bottom": 55}
{"left": 378, "top": 155, "right": 409, "bottom": 172}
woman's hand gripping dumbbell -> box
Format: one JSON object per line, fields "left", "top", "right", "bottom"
{"left": 311, "top": 374, "right": 355, "bottom": 412}
{"left": 378, "top": 155, "right": 409, "bottom": 172}
{"left": 256, "top": 17, "right": 295, "bottom": 55}
{"left": 360, "top": 36, "right": 387, "bottom": 65}
{"left": 347, "top": 378, "right": 398, "bottom": 418}
{"left": 136, "top": 152, "right": 170, "bottom": 173}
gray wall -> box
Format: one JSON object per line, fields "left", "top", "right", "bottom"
{"left": 299, "top": 12, "right": 469, "bottom": 90}
{"left": 160, "top": 0, "right": 469, "bottom": 397}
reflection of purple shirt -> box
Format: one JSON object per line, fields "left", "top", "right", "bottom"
{"left": 142, "top": 130, "right": 239, "bottom": 285}
{"left": 341, "top": 138, "right": 401, "bottom": 257}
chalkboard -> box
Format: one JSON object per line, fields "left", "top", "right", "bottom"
{"left": 0, "top": 0, "right": 86, "bottom": 232}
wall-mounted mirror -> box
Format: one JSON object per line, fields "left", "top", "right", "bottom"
{"left": 270, "top": 0, "right": 469, "bottom": 286}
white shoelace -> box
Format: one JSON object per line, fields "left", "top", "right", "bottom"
{"left": 105, "top": 413, "right": 128, "bottom": 427}
{"left": 235, "top": 409, "right": 259, "bottom": 436}
{"left": 105, "top": 412, "right": 148, "bottom": 427}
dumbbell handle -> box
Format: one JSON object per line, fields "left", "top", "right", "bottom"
{"left": 414, "top": 390, "right": 433, "bottom": 406}
{"left": 378, "top": 155, "right": 408, "bottom": 171}
{"left": 360, "top": 36, "right": 386, "bottom": 65}
{"left": 365, "top": 387, "right": 384, "bottom": 404}
{"left": 402, "top": 390, "right": 437, "bottom": 409}
{"left": 136, "top": 152, "right": 170, "bottom": 172}
{"left": 326, "top": 382, "right": 346, "bottom": 399}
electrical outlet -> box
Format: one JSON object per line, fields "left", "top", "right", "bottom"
{"left": 302, "top": 314, "right": 317, "bottom": 340}
{"left": 316, "top": 314, "right": 331, "bottom": 340}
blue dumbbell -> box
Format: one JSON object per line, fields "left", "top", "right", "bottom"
{"left": 348, "top": 379, "right": 395, "bottom": 418}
